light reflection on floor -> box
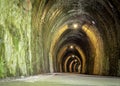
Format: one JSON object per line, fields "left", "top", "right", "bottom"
{"left": 0, "top": 73, "right": 120, "bottom": 86}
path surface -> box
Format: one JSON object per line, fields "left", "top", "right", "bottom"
{"left": 0, "top": 73, "right": 120, "bottom": 86}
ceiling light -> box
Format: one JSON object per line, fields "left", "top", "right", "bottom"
{"left": 70, "top": 45, "right": 74, "bottom": 49}
{"left": 72, "top": 55, "right": 75, "bottom": 58}
{"left": 73, "top": 23, "right": 78, "bottom": 29}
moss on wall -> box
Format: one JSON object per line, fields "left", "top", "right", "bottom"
{"left": 0, "top": 0, "right": 50, "bottom": 78}
{"left": 0, "top": 0, "right": 32, "bottom": 78}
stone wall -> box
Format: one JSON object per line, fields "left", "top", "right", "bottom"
{"left": 0, "top": 0, "right": 32, "bottom": 77}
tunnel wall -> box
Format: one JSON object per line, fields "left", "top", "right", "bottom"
{"left": 0, "top": 0, "right": 33, "bottom": 78}
{"left": 0, "top": 0, "right": 120, "bottom": 78}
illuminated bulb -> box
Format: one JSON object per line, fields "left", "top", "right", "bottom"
{"left": 92, "top": 21, "right": 95, "bottom": 24}
{"left": 75, "top": 59, "right": 77, "bottom": 62}
{"left": 70, "top": 45, "right": 74, "bottom": 49}
{"left": 72, "top": 55, "right": 75, "bottom": 58}
{"left": 73, "top": 23, "right": 78, "bottom": 29}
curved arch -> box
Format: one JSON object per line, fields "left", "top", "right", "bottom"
{"left": 63, "top": 55, "right": 82, "bottom": 73}
{"left": 51, "top": 42, "right": 86, "bottom": 73}
{"left": 73, "top": 63, "right": 77, "bottom": 72}
{"left": 49, "top": 21, "right": 104, "bottom": 75}
{"left": 49, "top": 25, "right": 68, "bottom": 73}
{"left": 82, "top": 24, "right": 104, "bottom": 74}
{"left": 69, "top": 60, "right": 75, "bottom": 72}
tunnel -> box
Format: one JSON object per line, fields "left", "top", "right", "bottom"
{"left": 0, "top": 0, "right": 120, "bottom": 79}
{"left": 49, "top": 15, "right": 104, "bottom": 75}
{"left": 51, "top": 19, "right": 95, "bottom": 74}
{"left": 44, "top": 0, "right": 120, "bottom": 76}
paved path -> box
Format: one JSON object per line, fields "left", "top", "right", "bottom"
{"left": 0, "top": 73, "right": 120, "bottom": 86}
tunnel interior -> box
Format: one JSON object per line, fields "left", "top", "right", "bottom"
{"left": 47, "top": 0, "right": 120, "bottom": 76}
{"left": 49, "top": 12, "right": 105, "bottom": 75}
{"left": 0, "top": 0, "right": 120, "bottom": 78}
{"left": 52, "top": 18, "right": 95, "bottom": 74}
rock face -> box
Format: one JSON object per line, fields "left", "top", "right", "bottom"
{"left": 0, "top": 0, "right": 32, "bottom": 77}
{"left": 0, "top": 0, "right": 120, "bottom": 78}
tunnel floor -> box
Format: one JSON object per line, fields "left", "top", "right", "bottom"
{"left": 0, "top": 73, "right": 120, "bottom": 86}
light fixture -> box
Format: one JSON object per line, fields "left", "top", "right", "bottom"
{"left": 70, "top": 45, "right": 74, "bottom": 49}
{"left": 92, "top": 21, "right": 95, "bottom": 24}
{"left": 72, "top": 55, "right": 75, "bottom": 58}
{"left": 75, "top": 59, "right": 77, "bottom": 62}
{"left": 73, "top": 23, "right": 78, "bottom": 29}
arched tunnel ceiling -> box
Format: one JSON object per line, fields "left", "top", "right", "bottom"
{"left": 0, "top": 0, "right": 120, "bottom": 78}
{"left": 32, "top": 0, "right": 120, "bottom": 76}
{"left": 31, "top": 0, "right": 120, "bottom": 76}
